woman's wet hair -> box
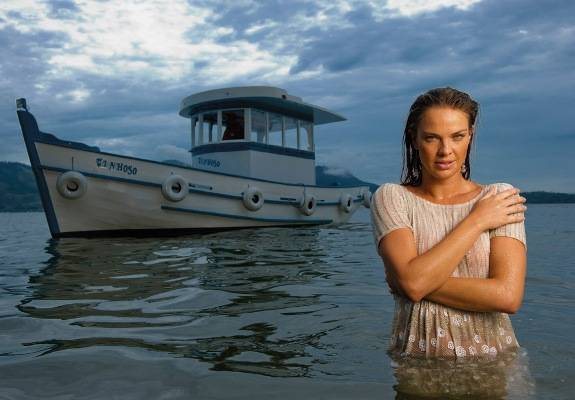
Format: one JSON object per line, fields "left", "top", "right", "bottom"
{"left": 401, "top": 87, "right": 479, "bottom": 186}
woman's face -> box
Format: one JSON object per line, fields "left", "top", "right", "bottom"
{"left": 414, "top": 107, "right": 472, "bottom": 182}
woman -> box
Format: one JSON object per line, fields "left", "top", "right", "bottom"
{"left": 371, "top": 87, "right": 527, "bottom": 359}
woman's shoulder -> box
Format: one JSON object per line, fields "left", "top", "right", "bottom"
{"left": 372, "top": 183, "right": 410, "bottom": 210}
{"left": 370, "top": 183, "right": 412, "bottom": 236}
{"left": 374, "top": 183, "right": 407, "bottom": 200}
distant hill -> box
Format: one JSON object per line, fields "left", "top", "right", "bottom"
{"left": 0, "top": 161, "right": 573, "bottom": 212}
{"left": 520, "top": 191, "right": 575, "bottom": 203}
{"left": 315, "top": 165, "right": 379, "bottom": 193}
{"left": 0, "top": 162, "right": 42, "bottom": 212}
{"left": 162, "top": 159, "right": 192, "bottom": 168}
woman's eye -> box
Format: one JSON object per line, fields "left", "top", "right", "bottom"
{"left": 454, "top": 135, "right": 465, "bottom": 140}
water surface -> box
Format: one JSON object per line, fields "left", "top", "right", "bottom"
{"left": 0, "top": 205, "right": 573, "bottom": 399}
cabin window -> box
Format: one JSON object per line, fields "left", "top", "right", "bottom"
{"left": 267, "top": 112, "right": 283, "bottom": 146}
{"left": 191, "top": 116, "right": 199, "bottom": 147}
{"left": 284, "top": 117, "right": 298, "bottom": 149}
{"left": 300, "top": 121, "right": 314, "bottom": 151}
{"left": 250, "top": 109, "right": 267, "bottom": 143}
{"left": 200, "top": 112, "right": 218, "bottom": 144}
{"left": 190, "top": 109, "right": 315, "bottom": 152}
{"left": 222, "top": 109, "right": 245, "bottom": 141}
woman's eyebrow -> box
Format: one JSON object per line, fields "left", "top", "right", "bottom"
{"left": 421, "top": 130, "right": 468, "bottom": 136}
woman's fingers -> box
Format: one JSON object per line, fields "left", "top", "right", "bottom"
{"left": 503, "top": 195, "right": 526, "bottom": 209}
{"left": 510, "top": 204, "right": 527, "bottom": 214}
{"left": 497, "top": 187, "right": 520, "bottom": 199}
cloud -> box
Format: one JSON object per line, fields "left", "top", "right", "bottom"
{"left": 0, "top": 0, "right": 293, "bottom": 86}
{"left": 378, "top": 0, "right": 482, "bottom": 18}
{"left": 0, "top": 0, "right": 574, "bottom": 191}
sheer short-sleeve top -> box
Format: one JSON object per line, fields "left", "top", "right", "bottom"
{"left": 370, "top": 182, "right": 526, "bottom": 358}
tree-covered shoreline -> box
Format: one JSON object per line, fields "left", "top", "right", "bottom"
{"left": 1, "top": 161, "right": 573, "bottom": 212}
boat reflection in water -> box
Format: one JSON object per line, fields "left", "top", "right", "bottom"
{"left": 18, "top": 227, "right": 333, "bottom": 378}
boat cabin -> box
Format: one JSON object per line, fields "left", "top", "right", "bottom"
{"left": 179, "top": 86, "right": 345, "bottom": 185}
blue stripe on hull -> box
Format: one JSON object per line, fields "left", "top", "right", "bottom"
{"left": 41, "top": 165, "right": 362, "bottom": 207}
{"left": 42, "top": 165, "right": 161, "bottom": 188}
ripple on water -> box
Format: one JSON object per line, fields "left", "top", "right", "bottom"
{"left": 0, "top": 208, "right": 573, "bottom": 399}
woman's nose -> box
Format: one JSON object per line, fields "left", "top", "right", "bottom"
{"left": 438, "top": 140, "right": 452, "bottom": 155}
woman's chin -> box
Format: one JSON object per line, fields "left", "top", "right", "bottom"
{"left": 424, "top": 168, "right": 460, "bottom": 181}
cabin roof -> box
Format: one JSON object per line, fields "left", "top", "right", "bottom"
{"left": 179, "top": 86, "right": 346, "bottom": 125}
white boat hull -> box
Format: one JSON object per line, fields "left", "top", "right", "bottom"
{"left": 17, "top": 101, "right": 369, "bottom": 238}
{"left": 33, "top": 142, "right": 367, "bottom": 237}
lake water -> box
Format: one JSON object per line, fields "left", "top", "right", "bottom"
{"left": 0, "top": 206, "right": 573, "bottom": 399}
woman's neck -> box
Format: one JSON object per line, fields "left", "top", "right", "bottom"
{"left": 415, "top": 176, "right": 480, "bottom": 203}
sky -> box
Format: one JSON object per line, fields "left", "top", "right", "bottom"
{"left": 0, "top": 0, "right": 573, "bottom": 191}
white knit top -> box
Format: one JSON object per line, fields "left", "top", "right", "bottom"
{"left": 371, "top": 182, "right": 526, "bottom": 358}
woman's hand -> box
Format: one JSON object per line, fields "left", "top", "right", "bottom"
{"left": 469, "top": 187, "right": 526, "bottom": 231}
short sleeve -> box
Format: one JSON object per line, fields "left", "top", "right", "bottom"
{"left": 488, "top": 183, "right": 527, "bottom": 248}
{"left": 370, "top": 183, "right": 412, "bottom": 247}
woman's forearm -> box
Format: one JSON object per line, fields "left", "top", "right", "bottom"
{"left": 424, "top": 278, "right": 509, "bottom": 312}
{"left": 424, "top": 276, "right": 523, "bottom": 314}
{"left": 391, "top": 214, "right": 484, "bottom": 301}
{"left": 423, "top": 236, "right": 526, "bottom": 313}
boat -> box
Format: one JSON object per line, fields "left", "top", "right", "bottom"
{"left": 16, "top": 86, "right": 371, "bottom": 238}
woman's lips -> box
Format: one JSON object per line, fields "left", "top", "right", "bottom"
{"left": 435, "top": 161, "right": 455, "bottom": 170}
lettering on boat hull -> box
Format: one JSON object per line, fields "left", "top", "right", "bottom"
{"left": 96, "top": 158, "right": 138, "bottom": 176}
